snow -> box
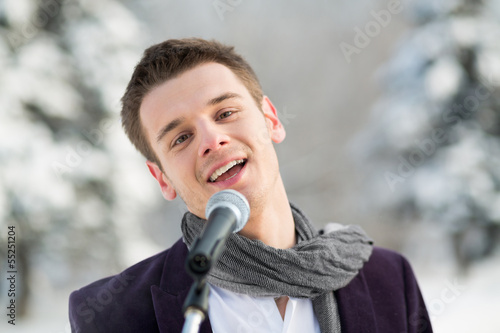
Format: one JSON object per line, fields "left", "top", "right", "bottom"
{"left": 416, "top": 251, "right": 500, "bottom": 332}
{"left": 2, "top": 0, "right": 36, "bottom": 29}
{"left": 477, "top": 51, "right": 500, "bottom": 87}
{"left": 425, "top": 57, "right": 463, "bottom": 102}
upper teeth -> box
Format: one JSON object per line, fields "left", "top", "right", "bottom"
{"left": 210, "top": 159, "right": 244, "bottom": 182}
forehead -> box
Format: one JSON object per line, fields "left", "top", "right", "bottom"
{"left": 140, "top": 62, "right": 250, "bottom": 130}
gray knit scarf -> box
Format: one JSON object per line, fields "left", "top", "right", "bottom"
{"left": 181, "top": 203, "right": 373, "bottom": 332}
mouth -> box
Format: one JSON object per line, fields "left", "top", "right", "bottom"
{"left": 208, "top": 159, "right": 247, "bottom": 183}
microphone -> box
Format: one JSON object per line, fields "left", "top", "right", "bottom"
{"left": 186, "top": 189, "right": 250, "bottom": 280}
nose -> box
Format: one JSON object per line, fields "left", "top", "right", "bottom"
{"left": 197, "top": 122, "right": 230, "bottom": 157}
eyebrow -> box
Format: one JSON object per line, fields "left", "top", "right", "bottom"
{"left": 155, "top": 92, "right": 242, "bottom": 143}
{"left": 207, "top": 92, "right": 242, "bottom": 106}
{"left": 156, "top": 117, "right": 185, "bottom": 143}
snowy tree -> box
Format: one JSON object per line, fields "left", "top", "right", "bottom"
{"left": 0, "top": 0, "right": 159, "bottom": 317}
{"left": 353, "top": 0, "right": 500, "bottom": 269}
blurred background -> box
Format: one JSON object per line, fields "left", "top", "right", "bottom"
{"left": 1, "top": 0, "right": 499, "bottom": 332}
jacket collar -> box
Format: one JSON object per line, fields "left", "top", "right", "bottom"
{"left": 334, "top": 259, "right": 378, "bottom": 332}
{"left": 151, "top": 239, "right": 212, "bottom": 333}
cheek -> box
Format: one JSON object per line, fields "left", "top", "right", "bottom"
{"left": 251, "top": 121, "right": 273, "bottom": 148}
{"left": 171, "top": 153, "right": 198, "bottom": 181}
{"left": 234, "top": 115, "right": 271, "bottom": 146}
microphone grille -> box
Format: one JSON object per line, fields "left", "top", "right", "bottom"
{"left": 206, "top": 190, "right": 250, "bottom": 232}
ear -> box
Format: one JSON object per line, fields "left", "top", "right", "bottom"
{"left": 146, "top": 161, "right": 177, "bottom": 201}
{"left": 261, "top": 96, "right": 286, "bottom": 143}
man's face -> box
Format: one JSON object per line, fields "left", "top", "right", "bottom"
{"left": 140, "top": 62, "right": 285, "bottom": 219}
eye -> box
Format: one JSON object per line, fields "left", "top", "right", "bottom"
{"left": 174, "top": 134, "right": 190, "bottom": 146}
{"left": 218, "top": 110, "right": 233, "bottom": 120}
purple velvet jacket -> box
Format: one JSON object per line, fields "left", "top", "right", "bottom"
{"left": 69, "top": 238, "right": 432, "bottom": 332}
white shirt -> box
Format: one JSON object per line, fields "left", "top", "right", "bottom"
{"left": 208, "top": 284, "right": 321, "bottom": 333}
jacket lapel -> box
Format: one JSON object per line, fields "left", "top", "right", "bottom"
{"left": 335, "top": 268, "right": 378, "bottom": 333}
{"left": 151, "top": 239, "right": 212, "bottom": 333}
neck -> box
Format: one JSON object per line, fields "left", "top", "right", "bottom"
{"left": 238, "top": 177, "right": 296, "bottom": 249}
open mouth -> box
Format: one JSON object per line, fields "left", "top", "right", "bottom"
{"left": 209, "top": 159, "right": 247, "bottom": 183}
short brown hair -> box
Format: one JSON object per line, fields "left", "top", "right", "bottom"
{"left": 121, "top": 38, "right": 263, "bottom": 166}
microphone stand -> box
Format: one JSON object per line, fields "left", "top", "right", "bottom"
{"left": 182, "top": 278, "right": 210, "bottom": 333}
{"left": 181, "top": 190, "right": 249, "bottom": 333}
{"left": 182, "top": 230, "right": 223, "bottom": 333}
{"left": 182, "top": 212, "right": 238, "bottom": 332}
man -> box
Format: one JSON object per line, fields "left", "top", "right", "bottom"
{"left": 69, "top": 38, "right": 432, "bottom": 332}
